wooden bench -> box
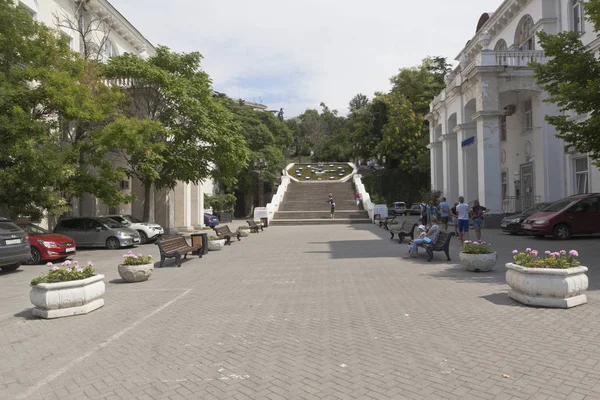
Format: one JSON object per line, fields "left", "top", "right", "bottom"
{"left": 247, "top": 220, "right": 263, "bottom": 233}
{"left": 389, "top": 221, "right": 418, "bottom": 243}
{"left": 378, "top": 216, "right": 396, "bottom": 229}
{"left": 214, "top": 225, "right": 240, "bottom": 245}
{"left": 155, "top": 236, "right": 201, "bottom": 268}
{"left": 417, "top": 231, "right": 455, "bottom": 262}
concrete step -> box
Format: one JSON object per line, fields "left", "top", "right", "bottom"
{"left": 274, "top": 211, "right": 369, "bottom": 219}
{"left": 270, "top": 218, "right": 372, "bottom": 226}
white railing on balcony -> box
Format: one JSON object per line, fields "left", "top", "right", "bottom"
{"left": 102, "top": 77, "right": 137, "bottom": 88}
{"left": 480, "top": 50, "right": 545, "bottom": 67}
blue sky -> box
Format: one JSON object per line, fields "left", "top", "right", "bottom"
{"left": 110, "top": 0, "right": 503, "bottom": 117}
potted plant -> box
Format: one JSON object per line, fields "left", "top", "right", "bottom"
{"left": 29, "top": 260, "right": 104, "bottom": 319}
{"left": 506, "top": 249, "right": 587, "bottom": 308}
{"left": 237, "top": 226, "right": 250, "bottom": 237}
{"left": 118, "top": 251, "right": 154, "bottom": 283}
{"left": 207, "top": 235, "right": 226, "bottom": 251}
{"left": 459, "top": 241, "right": 497, "bottom": 272}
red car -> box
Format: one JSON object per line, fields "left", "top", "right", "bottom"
{"left": 522, "top": 193, "right": 600, "bottom": 239}
{"left": 14, "top": 221, "right": 76, "bottom": 264}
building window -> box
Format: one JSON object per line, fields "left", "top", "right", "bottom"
{"left": 572, "top": 0, "right": 585, "bottom": 34}
{"left": 515, "top": 15, "right": 535, "bottom": 50}
{"left": 524, "top": 99, "right": 533, "bottom": 131}
{"left": 500, "top": 114, "right": 507, "bottom": 141}
{"left": 494, "top": 39, "right": 508, "bottom": 51}
{"left": 574, "top": 157, "right": 589, "bottom": 194}
{"left": 18, "top": 1, "right": 37, "bottom": 19}
{"left": 60, "top": 32, "right": 73, "bottom": 51}
{"left": 501, "top": 170, "right": 508, "bottom": 199}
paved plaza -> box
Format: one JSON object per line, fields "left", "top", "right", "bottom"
{"left": 2, "top": 221, "right": 600, "bottom": 400}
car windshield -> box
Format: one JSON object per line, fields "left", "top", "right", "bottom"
{"left": 125, "top": 215, "right": 142, "bottom": 223}
{"left": 542, "top": 199, "right": 576, "bottom": 213}
{"left": 18, "top": 223, "right": 49, "bottom": 235}
{"left": 97, "top": 218, "right": 124, "bottom": 228}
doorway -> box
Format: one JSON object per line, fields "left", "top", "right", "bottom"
{"left": 520, "top": 163, "right": 535, "bottom": 210}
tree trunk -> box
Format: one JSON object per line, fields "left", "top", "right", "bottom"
{"left": 143, "top": 180, "right": 155, "bottom": 222}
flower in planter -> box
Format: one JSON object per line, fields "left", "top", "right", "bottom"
{"left": 208, "top": 235, "right": 224, "bottom": 241}
{"left": 462, "top": 240, "right": 494, "bottom": 255}
{"left": 122, "top": 251, "right": 153, "bottom": 266}
{"left": 31, "top": 260, "right": 96, "bottom": 286}
{"left": 238, "top": 226, "right": 250, "bottom": 230}
{"left": 512, "top": 248, "right": 580, "bottom": 269}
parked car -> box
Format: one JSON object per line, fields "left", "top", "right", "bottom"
{"left": 54, "top": 217, "right": 141, "bottom": 249}
{"left": 389, "top": 202, "right": 408, "bottom": 216}
{"left": 0, "top": 218, "right": 30, "bottom": 271}
{"left": 204, "top": 213, "right": 219, "bottom": 227}
{"left": 522, "top": 193, "right": 600, "bottom": 239}
{"left": 13, "top": 221, "right": 76, "bottom": 265}
{"left": 410, "top": 203, "right": 422, "bottom": 216}
{"left": 101, "top": 214, "right": 164, "bottom": 244}
{"left": 500, "top": 202, "right": 552, "bottom": 235}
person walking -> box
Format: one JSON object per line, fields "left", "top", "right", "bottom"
{"left": 355, "top": 191, "right": 361, "bottom": 206}
{"left": 439, "top": 197, "right": 450, "bottom": 231}
{"left": 420, "top": 201, "right": 428, "bottom": 226}
{"left": 327, "top": 193, "right": 335, "bottom": 219}
{"left": 450, "top": 201, "right": 459, "bottom": 235}
{"left": 471, "top": 200, "right": 488, "bottom": 241}
{"left": 404, "top": 216, "right": 440, "bottom": 259}
{"left": 428, "top": 201, "right": 438, "bottom": 222}
{"left": 456, "top": 196, "right": 470, "bottom": 243}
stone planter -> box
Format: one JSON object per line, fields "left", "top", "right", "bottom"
{"left": 237, "top": 229, "right": 250, "bottom": 238}
{"left": 118, "top": 263, "right": 153, "bottom": 283}
{"left": 30, "top": 274, "right": 105, "bottom": 319}
{"left": 459, "top": 252, "right": 497, "bottom": 272}
{"left": 207, "top": 239, "right": 226, "bottom": 251}
{"left": 505, "top": 263, "right": 588, "bottom": 308}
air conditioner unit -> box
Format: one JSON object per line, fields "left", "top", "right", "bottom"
{"left": 119, "top": 180, "right": 130, "bottom": 190}
{"left": 504, "top": 105, "right": 516, "bottom": 116}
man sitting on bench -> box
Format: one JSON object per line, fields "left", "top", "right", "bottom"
{"left": 404, "top": 216, "right": 440, "bottom": 259}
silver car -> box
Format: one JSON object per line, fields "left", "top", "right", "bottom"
{"left": 54, "top": 217, "right": 141, "bottom": 249}
{"left": 0, "top": 218, "right": 31, "bottom": 271}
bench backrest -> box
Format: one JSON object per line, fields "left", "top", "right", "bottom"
{"left": 247, "top": 220, "right": 258, "bottom": 227}
{"left": 214, "top": 226, "right": 232, "bottom": 236}
{"left": 434, "top": 231, "right": 451, "bottom": 249}
{"left": 158, "top": 237, "right": 189, "bottom": 252}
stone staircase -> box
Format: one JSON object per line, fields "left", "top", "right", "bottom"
{"left": 270, "top": 181, "right": 371, "bottom": 225}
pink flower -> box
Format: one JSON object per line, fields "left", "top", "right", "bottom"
{"left": 569, "top": 250, "right": 579, "bottom": 257}
{"left": 51, "top": 266, "right": 59, "bottom": 271}
{"left": 473, "top": 242, "right": 480, "bottom": 245}
{"left": 75, "top": 267, "right": 83, "bottom": 273}
{"left": 551, "top": 252, "right": 560, "bottom": 257}
{"left": 531, "top": 250, "right": 538, "bottom": 257}
{"left": 545, "top": 251, "right": 551, "bottom": 255}
{"left": 526, "top": 248, "right": 532, "bottom": 253}
{"left": 512, "top": 250, "right": 518, "bottom": 255}
{"left": 46, "top": 262, "right": 53, "bottom": 268}
{"left": 87, "top": 261, "right": 93, "bottom": 266}
{"left": 65, "top": 268, "right": 72, "bottom": 273}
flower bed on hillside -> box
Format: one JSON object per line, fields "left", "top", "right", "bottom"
{"left": 288, "top": 163, "right": 353, "bottom": 181}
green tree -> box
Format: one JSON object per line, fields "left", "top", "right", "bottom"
{"left": 348, "top": 93, "right": 370, "bottom": 112}
{"left": 0, "top": 0, "right": 125, "bottom": 219}
{"left": 533, "top": 1, "right": 600, "bottom": 163}
{"left": 100, "top": 47, "right": 249, "bottom": 221}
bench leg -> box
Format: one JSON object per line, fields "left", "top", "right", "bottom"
{"left": 426, "top": 247, "right": 434, "bottom": 262}
{"left": 389, "top": 232, "right": 395, "bottom": 240}
{"left": 160, "top": 255, "right": 165, "bottom": 268}
{"left": 398, "top": 234, "right": 405, "bottom": 244}
{"left": 260, "top": 226, "right": 263, "bottom": 231}
{"left": 444, "top": 248, "right": 451, "bottom": 261}
{"left": 184, "top": 253, "right": 188, "bottom": 259}
{"left": 175, "top": 253, "right": 182, "bottom": 267}
{"left": 225, "top": 237, "right": 231, "bottom": 245}
{"left": 237, "top": 233, "right": 241, "bottom": 241}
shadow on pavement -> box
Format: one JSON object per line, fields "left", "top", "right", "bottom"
{"left": 480, "top": 292, "right": 521, "bottom": 307}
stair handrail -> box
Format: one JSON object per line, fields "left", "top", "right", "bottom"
{"left": 353, "top": 173, "right": 375, "bottom": 221}
{"left": 253, "top": 164, "right": 294, "bottom": 222}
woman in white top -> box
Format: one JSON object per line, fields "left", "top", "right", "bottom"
{"left": 404, "top": 217, "right": 440, "bottom": 259}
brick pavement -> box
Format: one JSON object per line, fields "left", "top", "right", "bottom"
{"left": 1, "top": 223, "right": 600, "bottom": 399}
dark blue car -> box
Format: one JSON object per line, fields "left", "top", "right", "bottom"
{"left": 204, "top": 213, "right": 219, "bottom": 227}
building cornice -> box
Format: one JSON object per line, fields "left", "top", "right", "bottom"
{"left": 88, "top": 0, "right": 156, "bottom": 57}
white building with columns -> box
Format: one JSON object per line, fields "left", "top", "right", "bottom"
{"left": 428, "top": 0, "right": 600, "bottom": 224}
{"left": 14, "top": 0, "right": 217, "bottom": 233}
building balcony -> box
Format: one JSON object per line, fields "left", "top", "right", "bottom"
{"left": 462, "top": 50, "right": 546, "bottom": 77}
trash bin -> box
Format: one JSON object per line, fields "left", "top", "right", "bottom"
{"left": 190, "top": 232, "right": 209, "bottom": 256}
{"left": 260, "top": 217, "right": 269, "bottom": 228}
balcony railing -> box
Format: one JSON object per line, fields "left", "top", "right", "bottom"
{"left": 102, "top": 77, "right": 137, "bottom": 88}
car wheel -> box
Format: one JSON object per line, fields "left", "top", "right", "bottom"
{"left": 0, "top": 263, "right": 21, "bottom": 271}
{"left": 137, "top": 231, "right": 148, "bottom": 244}
{"left": 553, "top": 224, "right": 571, "bottom": 240}
{"left": 106, "top": 236, "right": 121, "bottom": 250}
{"left": 24, "top": 248, "right": 41, "bottom": 265}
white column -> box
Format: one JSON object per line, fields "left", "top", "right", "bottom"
{"left": 442, "top": 132, "right": 459, "bottom": 203}
{"left": 475, "top": 112, "right": 503, "bottom": 213}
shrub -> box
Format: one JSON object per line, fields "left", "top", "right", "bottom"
{"left": 31, "top": 261, "right": 95, "bottom": 286}
{"left": 462, "top": 241, "right": 494, "bottom": 255}
{"left": 208, "top": 235, "right": 224, "bottom": 240}
{"left": 512, "top": 248, "right": 580, "bottom": 269}
{"left": 238, "top": 226, "right": 250, "bottom": 230}
{"left": 204, "top": 193, "right": 236, "bottom": 213}
{"left": 122, "top": 251, "right": 153, "bottom": 266}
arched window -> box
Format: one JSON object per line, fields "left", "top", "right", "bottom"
{"left": 514, "top": 15, "right": 535, "bottom": 50}
{"left": 494, "top": 39, "right": 508, "bottom": 51}
{"left": 100, "top": 40, "right": 119, "bottom": 62}
{"left": 572, "top": 0, "right": 585, "bottom": 33}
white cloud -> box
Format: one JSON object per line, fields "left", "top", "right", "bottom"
{"left": 110, "top": 0, "right": 503, "bottom": 117}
